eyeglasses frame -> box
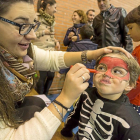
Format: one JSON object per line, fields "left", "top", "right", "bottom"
{"left": 0, "top": 16, "right": 40, "bottom": 35}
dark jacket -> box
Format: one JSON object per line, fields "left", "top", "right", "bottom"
{"left": 92, "top": 5, "right": 133, "bottom": 53}
{"left": 63, "top": 23, "right": 85, "bottom": 47}
{"left": 61, "top": 87, "right": 140, "bottom": 139}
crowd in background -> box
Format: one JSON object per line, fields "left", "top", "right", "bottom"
{"left": 0, "top": 0, "right": 140, "bottom": 139}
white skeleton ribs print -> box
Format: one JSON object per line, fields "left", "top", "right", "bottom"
{"left": 63, "top": 88, "right": 140, "bottom": 140}
{"left": 81, "top": 99, "right": 130, "bottom": 140}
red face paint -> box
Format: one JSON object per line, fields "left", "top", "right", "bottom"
{"left": 97, "top": 56, "right": 130, "bottom": 81}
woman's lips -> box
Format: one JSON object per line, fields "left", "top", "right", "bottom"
{"left": 18, "top": 43, "right": 29, "bottom": 50}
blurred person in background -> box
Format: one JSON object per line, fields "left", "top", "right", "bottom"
{"left": 86, "top": 9, "right": 95, "bottom": 26}
{"left": 33, "top": 0, "right": 60, "bottom": 95}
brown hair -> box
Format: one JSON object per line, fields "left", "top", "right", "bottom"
{"left": 0, "top": 68, "right": 22, "bottom": 128}
{"left": 80, "top": 24, "right": 94, "bottom": 39}
{"left": 86, "top": 9, "right": 95, "bottom": 15}
{"left": 37, "top": 0, "right": 56, "bottom": 12}
{"left": 125, "top": 5, "right": 140, "bottom": 25}
{"left": 73, "top": 10, "right": 87, "bottom": 24}
{"left": 95, "top": 50, "right": 140, "bottom": 87}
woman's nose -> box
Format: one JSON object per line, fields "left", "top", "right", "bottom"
{"left": 25, "top": 28, "right": 36, "bottom": 40}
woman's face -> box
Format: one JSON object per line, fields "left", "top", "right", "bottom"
{"left": 46, "top": 3, "right": 57, "bottom": 16}
{"left": 0, "top": 2, "right": 36, "bottom": 58}
{"left": 72, "top": 12, "right": 82, "bottom": 24}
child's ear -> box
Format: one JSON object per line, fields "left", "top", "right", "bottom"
{"left": 124, "top": 82, "right": 135, "bottom": 92}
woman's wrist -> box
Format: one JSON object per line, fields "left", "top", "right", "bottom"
{"left": 87, "top": 50, "right": 97, "bottom": 61}
{"left": 55, "top": 91, "right": 75, "bottom": 109}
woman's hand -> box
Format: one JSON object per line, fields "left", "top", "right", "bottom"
{"left": 106, "top": 46, "right": 132, "bottom": 58}
{"left": 68, "top": 32, "right": 75, "bottom": 39}
{"left": 71, "top": 36, "right": 78, "bottom": 42}
{"left": 58, "top": 63, "right": 90, "bottom": 107}
{"left": 87, "top": 46, "right": 132, "bottom": 61}
{"left": 44, "top": 29, "right": 55, "bottom": 35}
{"left": 55, "top": 41, "right": 60, "bottom": 51}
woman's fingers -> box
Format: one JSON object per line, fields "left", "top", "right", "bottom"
{"left": 61, "top": 63, "right": 90, "bottom": 102}
{"left": 91, "top": 46, "right": 133, "bottom": 61}
{"left": 68, "top": 63, "right": 89, "bottom": 78}
{"left": 106, "top": 46, "right": 132, "bottom": 58}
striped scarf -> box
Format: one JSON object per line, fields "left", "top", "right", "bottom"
{"left": 0, "top": 46, "right": 36, "bottom": 102}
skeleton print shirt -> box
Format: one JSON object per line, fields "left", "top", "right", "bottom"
{"left": 64, "top": 87, "right": 140, "bottom": 140}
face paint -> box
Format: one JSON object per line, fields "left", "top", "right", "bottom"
{"left": 96, "top": 56, "right": 130, "bottom": 81}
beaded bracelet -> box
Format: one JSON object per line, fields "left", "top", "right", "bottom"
{"left": 81, "top": 51, "right": 92, "bottom": 64}
{"left": 52, "top": 102, "right": 63, "bottom": 120}
{"left": 53, "top": 100, "right": 71, "bottom": 112}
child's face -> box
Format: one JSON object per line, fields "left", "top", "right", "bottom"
{"left": 93, "top": 54, "right": 132, "bottom": 100}
{"left": 127, "top": 23, "right": 140, "bottom": 42}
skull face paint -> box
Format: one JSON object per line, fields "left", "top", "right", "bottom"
{"left": 96, "top": 56, "right": 130, "bottom": 81}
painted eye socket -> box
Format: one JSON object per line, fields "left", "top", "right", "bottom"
{"left": 96, "top": 64, "right": 106, "bottom": 72}
{"left": 112, "top": 67, "right": 128, "bottom": 77}
{"left": 96, "top": 64, "right": 128, "bottom": 78}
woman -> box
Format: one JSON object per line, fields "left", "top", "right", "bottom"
{"left": 0, "top": 0, "right": 131, "bottom": 139}
{"left": 33, "top": 0, "right": 60, "bottom": 95}
{"left": 63, "top": 10, "right": 87, "bottom": 50}
{"left": 59, "top": 10, "right": 87, "bottom": 76}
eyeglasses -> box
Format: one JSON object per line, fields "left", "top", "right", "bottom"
{"left": 0, "top": 16, "right": 40, "bottom": 35}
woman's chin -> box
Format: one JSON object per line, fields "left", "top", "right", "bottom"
{"left": 15, "top": 50, "right": 27, "bottom": 58}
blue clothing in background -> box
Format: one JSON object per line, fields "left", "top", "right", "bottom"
{"left": 63, "top": 23, "right": 85, "bottom": 47}
{"left": 60, "top": 39, "right": 98, "bottom": 87}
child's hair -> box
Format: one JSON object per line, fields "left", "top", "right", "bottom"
{"left": 37, "top": 0, "right": 56, "bottom": 12}
{"left": 0, "top": 0, "right": 34, "bottom": 16}
{"left": 80, "top": 24, "right": 94, "bottom": 39}
{"left": 73, "top": 10, "right": 87, "bottom": 24}
{"left": 95, "top": 50, "right": 140, "bottom": 86}
{"left": 124, "top": 5, "right": 140, "bottom": 25}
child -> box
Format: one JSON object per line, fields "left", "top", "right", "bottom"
{"left": 59, "top": 24, "right": 97, "bottom": 87}
{"left": 125, "top": 5, "right": 140, "bottom": 115}
{"left": 61, "top": 50, "right": 140, "bottom": 139}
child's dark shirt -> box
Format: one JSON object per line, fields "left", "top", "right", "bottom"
{"left": 62, "top": 87, "right": 140, "bottom": 140}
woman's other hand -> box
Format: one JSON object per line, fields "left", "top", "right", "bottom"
{"left": 87, "top": 46, "right": 132, "bottom": 61}
{"left": 71, "top": 36, "right": 78, "bottom": 42}
{"left": 68, "top": 32, "right": 75, "bottom": 39}
{"left": 45, "top": 29, "right": 55, "bottom": 35}
{"left": 59, "top": 63, "right": 90, "bottom": 107}
{"left": 55, "top": 41, "right": 60, "bottom": 51}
